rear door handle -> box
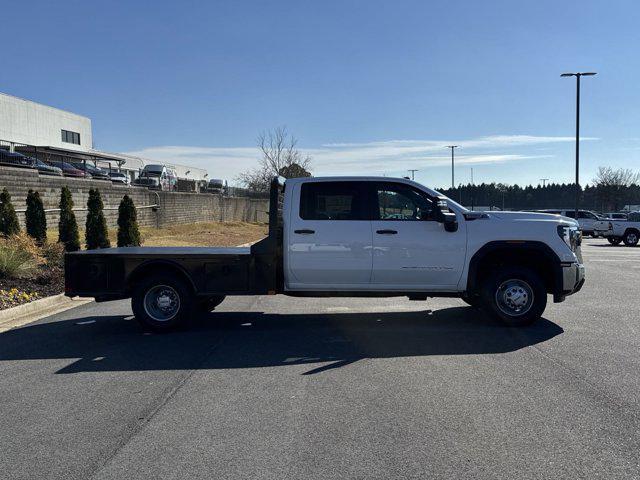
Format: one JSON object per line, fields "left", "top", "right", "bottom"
{"left": 294, "top": 229, "right": 315, "bottom": 234}
{"left": 376, "top": 229, "right": 398, "bottom": 235}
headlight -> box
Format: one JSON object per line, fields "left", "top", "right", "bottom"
{"left": 557, "top": 225, "right": 581, "bottom": 251}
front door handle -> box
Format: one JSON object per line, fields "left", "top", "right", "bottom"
{"left": 294, "top": 229, "right": 315, "bottom": 234}
{"left": 376, "top": 229, "right": 398, "bottom": 235}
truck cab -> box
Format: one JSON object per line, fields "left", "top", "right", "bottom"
{"left": 65, "top": 176, "right": 585, "bottom": 331}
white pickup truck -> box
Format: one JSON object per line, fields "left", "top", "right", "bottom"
{"left": 535, "top": 209, "right": 611, "bottom": 237}
{"left": 65, "top": 176, "right": 586, "bottom": 330}
{"left": 604, "top": 211, "right": 640, "bottom": 246}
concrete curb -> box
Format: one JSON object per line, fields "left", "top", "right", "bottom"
{"left": 0, "top": 294, "right": 93, "bottom": 333}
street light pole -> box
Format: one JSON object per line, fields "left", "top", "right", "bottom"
{"left": 540, "top": 178, "right": 549, "bottom": 187}
{"left": 408, "top": 169, "right": 418, "bottom": 180}
{"left": 561, "top": 71, "right": 596, "bottom": 219}
{"left": 446, "top": 145, "right": 458, "bottom": 190}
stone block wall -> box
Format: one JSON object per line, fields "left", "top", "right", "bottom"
{"left": 0, "top": 165, "right": 268, "bottom": 229}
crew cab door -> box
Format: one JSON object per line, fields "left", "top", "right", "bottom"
{"left": 369, "top": 181, "right": 466, "bottom": 290}
{"left": 285, "top": 181, "right": 373, "bottom": 289}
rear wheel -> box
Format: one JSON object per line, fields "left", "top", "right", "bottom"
{"left": 480, "top": 266, "right": 547, "bottom": 327}
{"left": 607, "top": 236, "right": 622, "bottom": 246}
{"left": 132, "top": 275, "right": 194, "bottom": 331}
{"left": 623, "top": 230, "right": 639, "bottom": 247}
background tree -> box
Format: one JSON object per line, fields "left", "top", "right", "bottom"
{"left": 58, "top": 186, "right": 80, "bottom": 251}
{"left": 117, "top": 195, "right": 141, "bottom": 247}
{"left": 0, "top": 188, "right": 20, "bottom": 236}
{"left": 85, "top": 188, "right": 110, "bottom": 249}
{"left": 592, "top": 167, "right": 640, "bottom": 211}
{"left": 25, "top": 189, "right": 47, "bottom": 243}
{"left": 278, "top": 162, "right": 312, "bottom": 179}
{"left": 238, "top": 126, "right": 312, "bottom": 191}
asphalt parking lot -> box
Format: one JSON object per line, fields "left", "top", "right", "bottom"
{"left": 1, "top": 238, "right": 639, "bottom": 480}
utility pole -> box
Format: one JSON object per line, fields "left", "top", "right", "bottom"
{"left": 561, "top": 71, "right": 597, "bottom": 219}
{"left": 407, "top": 169, "right": 418, "bottom": 180}
{"left": 540, "top": 178, "right": 549, "bottom": 187}
{"left": 445, "top": 146, "right": 458, "bottom": 189}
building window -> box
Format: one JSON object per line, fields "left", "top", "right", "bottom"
{"left": 61, "top": 129, "right": 81, "bottom": 145}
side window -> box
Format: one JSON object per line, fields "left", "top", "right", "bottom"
{"left": 375, "top": 183, "right": 435, "bottom": 221}
{"left": 299, "top": 182, "right": 367, "bottom": 220}
{"left": 564, "top": 211, "right": 576, "bottom": 219}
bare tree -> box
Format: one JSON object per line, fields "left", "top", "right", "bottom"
{"left": 238, "top": 127, "right": 312, "bottom": 191}
{"left": 593, "top": 167, "right": 640, "bottom": 211}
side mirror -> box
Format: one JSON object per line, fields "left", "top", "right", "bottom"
{"left": 441, "top": 212, "right": 458, "bottom": 232}
{"left": 433, "top": 198, "right": 458, "bottom": 232}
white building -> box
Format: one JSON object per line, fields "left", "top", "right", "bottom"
{"left": 0, "top": 92, "right": 92, "bottom": 152}
{"left": 0, "top": 92, "right": 208, "bottom": 183}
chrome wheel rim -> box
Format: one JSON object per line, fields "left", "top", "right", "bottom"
{"left": 143, "top": 285, "right": 180, "bottom": 322}
{"left": 495, "top": 279, "right": 534, "bottom": 317}
{"left": 627, "top": 233, "right": 638, "bottom": 245}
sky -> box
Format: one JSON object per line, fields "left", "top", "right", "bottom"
{"left": 2, "top": 0, "right": 639, "bottom": 187}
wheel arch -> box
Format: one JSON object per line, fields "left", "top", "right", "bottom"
{"left": 126, "top": 260, "right": 197, "bottom": 296}
{"left": 467, "top": 241, "right": 563, "bottom": 296}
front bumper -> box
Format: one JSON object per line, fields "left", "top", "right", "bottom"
{"left": 559, "top": 262, "right": 585, "bottom": 300}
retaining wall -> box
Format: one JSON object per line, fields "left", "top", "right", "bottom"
{"left": 0, "top": 165, "right": 269, "bottom": 229}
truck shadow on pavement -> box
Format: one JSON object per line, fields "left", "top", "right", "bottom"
{"left": 0, "top": 307, "right": 563, "bottom": 375}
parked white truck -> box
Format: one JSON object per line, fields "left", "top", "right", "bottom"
{"left": 535, "top": 209, "right": 611, "bottom": 237}
{"left": 604, "top": 211, "right": 640, "bottom": 246}
{"left": 65, "top": 177, "right": 585, "bottom": 330}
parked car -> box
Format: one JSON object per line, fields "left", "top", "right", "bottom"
{"left": 46, "top": 160, "right": 91, "bottom": 178}
{"left": 134, "top": 164, "right": 177, "bottom": 191}
{"left": 70, "top": 162, "right": 111, "bottom": 180}
{"left": 535, "top": 209, "right": 610, "bottom": 237}
{"left": 603, "top": 212, "right": 628, "bottom": 221}
{"left": 66, "top": 176, "right": 585, "bottom": 332}
{"left": 34, "top": 158, "right": 62, "bottom": 176}
{"left": 108, "top": 171, "right": 130, "bottom": 185}
{"left": 604, "top": 211, "right": 640, "bottom": 246}
{"left": 0, "top": 150, "right": 36, "bottom": 169}
{"left": 206, "top": 178, "right": 224, "bottom": 194}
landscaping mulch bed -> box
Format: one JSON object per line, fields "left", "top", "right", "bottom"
{"left": 0, "top": 266, "right": 64, "bottom": 310}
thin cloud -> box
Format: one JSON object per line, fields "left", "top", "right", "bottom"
{"left": 123, "top": 134, "right": 595, "bottom": 183}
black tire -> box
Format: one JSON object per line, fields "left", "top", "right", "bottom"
{"left": 607, "top": 236, "right": 622, "bottom": 246}
{"left": 480, "top": 266, "right": 547, "bottom": 327}
{"left": 197, "top": 295, "right": 226, "bottom": 313}
{"left": 461, "top": 293, "right": 481, "bottom": 308}
{"left": 131, "top": 275, "right": 194, "bottom": 332}
{"left": 623, "top": 230, "right": 639, "bottom": 247}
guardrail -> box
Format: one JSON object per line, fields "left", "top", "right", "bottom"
{"left": 14, "top": 192, "right": 161, "bottom": 214}
{"left": 14, "top": 204, "right": 159, "bottom": 214}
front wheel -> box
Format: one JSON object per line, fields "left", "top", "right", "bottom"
{"left": 607, "top": 236, "right": 622, "bottom": 246}
{"left": 623, "top": 230, "right": 639, "bottom": 247}
{"left": 132, "top": 275, "right": 194, "bottom": 331}
{"left": 480, "top": 266, "right": 547, "bottom": 327}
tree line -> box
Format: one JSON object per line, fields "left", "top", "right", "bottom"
{"left": 0, "top": 187, "right": 141, "bottom": 250}
{"left": 438, "top": 167, "right": 640, "bottom": 212}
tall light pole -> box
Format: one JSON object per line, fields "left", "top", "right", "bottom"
{"left": 540, "top": 178, "right": 549, "bottom": 187}
{"left": 446, "top": 145, "right": 458, "bottom": 189}
{"left": 561, "top": 71, "right": 597, "bottom": 219}
{"left": 408, "top": 169, "right": 418, "bottom": 180}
